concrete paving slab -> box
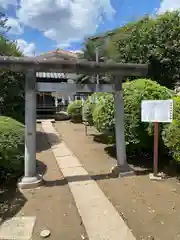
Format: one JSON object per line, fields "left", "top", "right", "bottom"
{"left": 0, "top": 216, "right": 36, "bottom": 240}
{"left": 61, "top": 166, "right": 93, "bottom": 186}
{"left": 55, "top": 154, "right": 93, "bottom": 185}
{"left": 53, "top": 143, "right": 73, "bottom": 157}
{"left": 42, "top": 121, "right": 136, "bottom": 240}
{"left": 56, "top": 155, "right": 83, "bottom": 169}
{"left": 70, "top": 183, "right": 133, "bottom": 240}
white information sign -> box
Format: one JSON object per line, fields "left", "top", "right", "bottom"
{"left": 141, "top": 100, "right": 173, "bottom": 123}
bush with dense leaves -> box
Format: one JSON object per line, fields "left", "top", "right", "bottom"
{"left": 67, "top": 100, "right": 83, "bottom": 122}
{"left": 93, "top": 93, "right": 114, "bottom": 134}
{"left": 162, "top": 96, "right": 180, "bottom": 163}
{"left": 123, "top": 79, "right": 174, "bottom": 149}
{"left": 93, "top": 79, "right": 174, "bottom": 150}
{"left": 0, "top": 14, "right": 24, "bottom": 123}
{"left": 82, "top": 92, "right": 108, "bottom": 125}
{"left": 0, "top": 117, "right": 24, "bottom": 180}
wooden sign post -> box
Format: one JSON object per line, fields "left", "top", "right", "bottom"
{"left": 141, "top": 100, "right": 173, "bottom": 179}
{"left": 154, "top": 121, "right": 158, "bottom": 176}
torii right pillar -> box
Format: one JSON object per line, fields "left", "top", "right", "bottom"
{"left": 112, "top": 76, "right": 134, "bottom": 177}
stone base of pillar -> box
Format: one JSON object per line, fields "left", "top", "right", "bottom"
{"left": 111, "top": 164, "right": 135, "bottom": 178}
{"left": 18, "top": 175, "right": 43, "bottom": 189}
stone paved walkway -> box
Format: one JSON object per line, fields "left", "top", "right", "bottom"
{"left": 0, "top": 124, "right": 87, "bottom": 240}
{"left": 42, "top": 121, "right": 135, "bottom": 240}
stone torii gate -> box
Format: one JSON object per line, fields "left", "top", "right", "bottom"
{"left": 0, "top": 56, "right": 149, "bottom": 188}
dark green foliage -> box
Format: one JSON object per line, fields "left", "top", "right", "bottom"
{"left": 0, "top": 14, "right": 25, "bottom": 181}
{"left": 0, "top": 13, "right": 24, "bottom": 123}
{"left": 93, "top": 93, "right": 114, "bottom": 136}
{"left": 67, "top": 100, "right": 83, "bottom": 122}
{"left": 0, "top": 117, "right": 24, "bottom": 180}
{"left": 162, "top": 96, "right": 180, "bottom": 163}
{"left": 0, "top": 71, "right": 25, "bottom": 123}
{"left": 82, "top": 92, "right": 108, "bottom": 125}
{"left": 83, "top": 38, "right": 106, "bottom": 62}
{"left": 84, "top": 11, "right": 180, "bottom": 89}
{"left": 123, "top": 79, "right": 173, "bottom": 148}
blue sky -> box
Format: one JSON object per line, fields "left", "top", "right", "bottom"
{"left": 0, "top": 0, "right": 178, "bottom": 56}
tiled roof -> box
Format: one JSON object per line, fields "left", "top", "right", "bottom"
{"left": 37, "top": 49, "right": 79, "bottom": 60}
{"left": 35, "top": 50, "right": 80, "bottom": 80}
{"left": 51, "top": 49, "right": 78, "bottom": 58}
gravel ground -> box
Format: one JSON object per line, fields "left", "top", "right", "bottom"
{"left": 55, "top": 120, "right": 180, "bottom": 240}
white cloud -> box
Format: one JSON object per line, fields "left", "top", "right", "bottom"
{"left": 158, "top": 0, "right": 180, "bottom": 14}
{"left": 56, "top": 43, "right": 71, "bottom": 49}
{"left": 16, "top": 39, "right": 36, "bottom": 56}
{"left": 16, "top": 0, "right": 115, "bottom": 47}
{"left": 6, "top": 18, "right": 23, "bottom": 35}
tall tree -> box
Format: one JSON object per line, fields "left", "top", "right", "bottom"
{"left": 78, "top": 36, "right": 111, "bottom": 84}
{"left": 0, "top": 13, "right": 24, "bottom": 122}
{"left": 107, "top": 11, "right": 180, "bottom": 88}
{"left": 82, "top": 11, "right": 180, "bottom": 89}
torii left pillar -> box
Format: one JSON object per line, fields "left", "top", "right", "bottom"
{"left": 18, "top": 70, "right": 42, "bottom": 189}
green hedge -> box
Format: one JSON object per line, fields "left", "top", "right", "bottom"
{"left": 82, "top": 92, "right": 108, "bottom": 125}
{"left": 123, "top": 79, "right": 173, "bottom": 149}
{"left": 0, "top": 116, "right": 24, "bottom": 180}
{"left": 93, "top": 79, "right": 173, "bottom": 150}
{"left": 93, "top": 93, "right": 114, "bottom": 135}
{"left": 162, "top": 96, "right": 180, "bottom": 163}
{"left": 67, "top": 100, "right": 83, "bottom": 122}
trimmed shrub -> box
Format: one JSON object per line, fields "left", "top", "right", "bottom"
{"left": 82, "top": 92, "right": 108, "bottom": 125}
{"left": 0, "top": 116, "right": 24, "bottom": 180}
{"left": 93, "top": 93, "right": 114, "bottom": 135}
{"left": 67, "top": 100, "right": 83, "bottom": 122}
{"left": 93, "top": 79, "right": 173, "bottom": 150}
{"left": 123, "top": 79, "right": 173, "bottom": 149}
{"left": 162, "top": 96, "right": 180, "bottom": 163}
